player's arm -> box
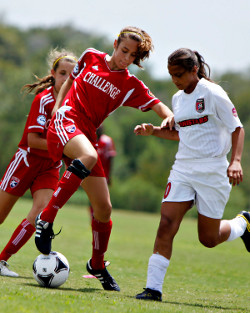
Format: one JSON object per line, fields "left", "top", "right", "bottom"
{"left": 134, "top": 123, "right": 179, "bottom": 141}
{"left": 151, "top": 102, "right": 175, "bottom": 130}
{"left": 27, "top": 133, "right": 48, "bottom": 150}
{"left": 52, "top": 77, "right": 73, "bottom": 116}
{"left": 227, "top": 126, "right": 244, "bottom": 186}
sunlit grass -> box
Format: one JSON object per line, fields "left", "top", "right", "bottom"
{"left": 0, "top": 199, "right": 248, "bottom": 313}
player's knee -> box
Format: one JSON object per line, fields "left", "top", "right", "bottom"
{"left": 80, "top": 150, "right": 98, "bottom": 169}
{"left": 199, "top": 235, "right": 218, "bottom": 248}
{"left": 68, "top": 159, "right": 91, "bottom": 179}
{"left": 157, "top": 214, "right": 177, "bottom": 240}
{"left": 86, "top": 151, "right": 98, "bottom": 168}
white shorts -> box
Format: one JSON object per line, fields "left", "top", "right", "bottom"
{"left": 162, "top": 157, "right": 232, "bottom": 219}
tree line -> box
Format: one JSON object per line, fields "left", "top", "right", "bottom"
{"left": 0, "top": 22, "right": 249, "bottom": 217}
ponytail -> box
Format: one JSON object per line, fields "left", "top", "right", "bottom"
{"left": 193, "top": 51, "right": 211, "bottom": 81}
{"left": 22, "top": 74, "right": 55, "bottom": 95}
{"left": 168, "top": 48, "right": 212, "bottom": 81}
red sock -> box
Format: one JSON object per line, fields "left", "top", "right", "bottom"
{"left": 0, "top": 219, "right": 35, "bottom": 261}
{"left": 41, "top": 170, "right": 82, "bottom": 223}
{"left": 91, "top": 218, "right": 112, "bottom": 270}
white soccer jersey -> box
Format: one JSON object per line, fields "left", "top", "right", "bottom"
{"left": 172, "top": 78, "right": 243, "bottom": 160}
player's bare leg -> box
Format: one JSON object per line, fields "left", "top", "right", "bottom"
{"left": 198, "top": 212, "right": 248, "bottom": 248}
{"left": 136, "top": 201, "right": 193, "bottom": 300}
{"left": 0, "top": 190, "right": 19, "bottom": 224}
{"left": 27, "top": 188, "right": 54, "bottom": 226}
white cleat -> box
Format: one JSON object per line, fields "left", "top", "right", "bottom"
{"left": 0, "top": 260, "right": 19, "bottom": 277}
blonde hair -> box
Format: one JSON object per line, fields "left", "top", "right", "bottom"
{"left": 117, "top": 26, "right": 153, "bottom": 68}
{"left": 22, "top": 48, "right": 77, "bottom": 95}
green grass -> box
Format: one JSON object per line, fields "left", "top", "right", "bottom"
{"left": 0, "top": 199, "right": 249, "bottom": 313}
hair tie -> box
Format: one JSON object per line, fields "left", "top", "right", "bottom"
{"left": 53, "top": 55, "right": 78, "bottom": 69}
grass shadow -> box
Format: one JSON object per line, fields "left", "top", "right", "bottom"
{"left": 126, "top": 295, "right": 246, "bottom": 311}
{"left": 24, "top": 282, "right": 100, "bottom": 293}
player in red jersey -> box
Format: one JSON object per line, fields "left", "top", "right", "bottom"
{"left": 0, "top": 49, "right": 77, "bottom": 277}
{"left": 34, "top": 26, "right": 175, "bottom": 291}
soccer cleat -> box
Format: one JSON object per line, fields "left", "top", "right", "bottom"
{"left": 0, "top": 260, "right": 19, "bottom": 277}
{"left": 86, "top": 258, "right": 120, "bottom": 291}
{"left": 237, "top": 211, "right": 250, "bottom": 252}
{"left": 35, "top": 213, "right": 56, "bottom": 255}
{"left": 136, "top": 288, "right": 162, "bottom": 301}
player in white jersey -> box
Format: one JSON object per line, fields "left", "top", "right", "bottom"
{"left": 134, "top": 48, "right": 249, "bottom": 301}
{"left": 34, "top": 26, "right": 175, "bottom": 292}
{"left": 0, "top": 49, "right": 77, "bottom": 277}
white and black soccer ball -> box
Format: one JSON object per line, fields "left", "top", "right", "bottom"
{"left": 33, "top": 251, "right": 70, "bottom": 288}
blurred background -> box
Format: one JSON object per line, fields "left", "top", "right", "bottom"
{"left": 0, "top": 0, "right": 249, "bottom": 217}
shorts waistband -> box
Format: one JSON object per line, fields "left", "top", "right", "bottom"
{"left": 175, "top": 155, "right": 227, "bottom": 164}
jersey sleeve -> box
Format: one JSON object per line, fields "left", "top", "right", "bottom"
{"left": 212, "top": 85, "right": 243, "bottom": 133}
{"left": 122, "top": 77, "right": 160, "bottom": 111}
{"left": 26, "top": 94, "right": 47, "bottom": 134}
{"left": 70, "top": 48, "right": 96, "bottom": 80}
{"left": 172, "top": 94, "right": 180, "bottom": 131}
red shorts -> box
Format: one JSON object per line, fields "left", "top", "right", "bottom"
{"left": 0, "top": 148, "right": 61, "bottom": 197}
{"left": 47, "top": 106, "right": 105, "bottom": 177}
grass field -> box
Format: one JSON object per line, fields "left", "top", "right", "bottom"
{"left": 0, "top": 198, "right": 249, "bottom": 313}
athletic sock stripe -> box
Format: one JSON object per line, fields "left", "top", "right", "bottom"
{"left": 93, "top": 230, "right": 99, "bottom": 250}
{"left": 12, "top": 228, "right": 27, "bottom": 246}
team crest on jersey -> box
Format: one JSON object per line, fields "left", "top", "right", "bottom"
{"left": 147, "top": 90, "right": 155, "bottom": 98}
{"left": 196, "top": 98, "right": 205, "bottom": 113}
{"left": 232, "top": 107, "right": 238, "bottom": 117}
{"left": 73, "top": 63, "right": 79, "bottom": 76}
{"left": 65, "top": 125, "right": 76, "bottom": 133}
{"left": 37, "top": 115, "right": 46, "bottom": 126}
{"left": 10, "top": 176, "right": 20, "bottom": 188}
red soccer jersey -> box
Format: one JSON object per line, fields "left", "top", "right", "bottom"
{"left": 18, "top": 87, "right": 55, "bottom": 158}
{"left": 67, "top": 48, "right": 160, "bottom": 128}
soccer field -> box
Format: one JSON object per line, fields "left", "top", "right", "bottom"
{"left": 0, "top": 198, "right": 248, "bottom": 313}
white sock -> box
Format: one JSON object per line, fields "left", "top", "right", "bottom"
{"left": 146, "top": 253, "right": 169, "bottom": 293}
{"left": 226, "top": 215, "right": 247, "bottom": 241}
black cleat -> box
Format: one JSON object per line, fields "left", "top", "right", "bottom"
{"left": 86, "top": 258, "right": 120, "bottom": 291}
{"left": 237, "top": 211, "right": 250, "bottom": 252}
{"left": 136, "top": 288, "right": 162, "bottom": 301}
{"left": 35, "top": 213, "right": 55, "bottom": 255}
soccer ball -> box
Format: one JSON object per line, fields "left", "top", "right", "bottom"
{"left": 33, "top": 251, "right": 70, "bottom": 288}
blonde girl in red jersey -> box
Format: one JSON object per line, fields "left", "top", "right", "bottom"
{"left": 0, "top": 49, "right": 77, "bottom": 277}
{"left": 34, "top": 26, "right": 175, "bottom": 292}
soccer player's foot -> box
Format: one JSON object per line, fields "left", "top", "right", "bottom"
{"left": 237, "top": 211, "right": 250, "bottom": 252}
{"left": 86, "top": 258, "right": 120, "bottom": 291}
{"left": 0, "top": 260, "right": 19, "bottom": 277}
{"left": 35, "top": 213, "right": 55, "bottom": 255}
{"left": 136, "top": 288, "right": 162, "bottom": 301}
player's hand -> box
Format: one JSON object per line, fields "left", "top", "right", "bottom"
{"left": 227, "top": 161, "right": 243, "bottom": 186}
{"left": 134, "top": 123, "right": 154, "bottom": 136}
{"left": 161, "top": 115, "right": 175, "bottom": 130}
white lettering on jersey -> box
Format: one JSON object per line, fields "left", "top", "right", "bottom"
{"left": 83, "top": 72, "right": 121, "bottom": 99}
